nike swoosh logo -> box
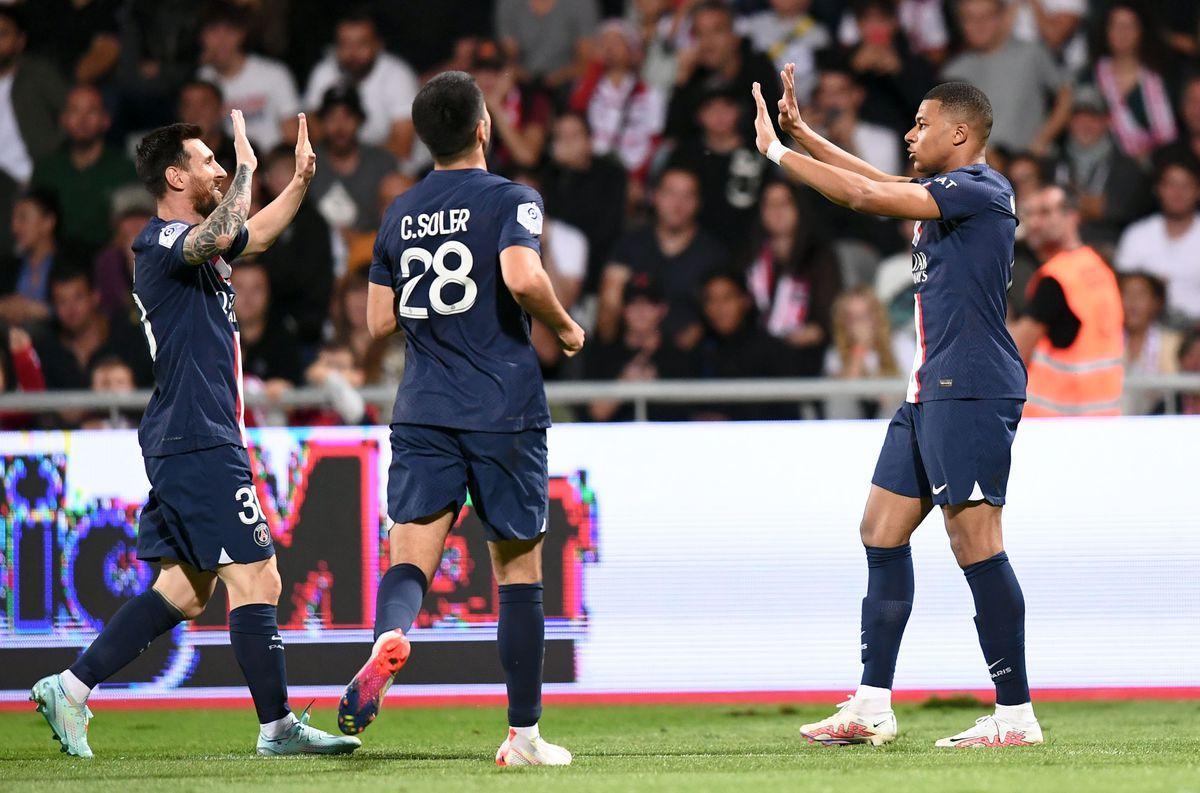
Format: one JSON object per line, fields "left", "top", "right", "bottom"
{"left": 988, "top": 658, "right": 1005, "bottom": 670}
{"left": 932, "top": 483, "right": 948, "bottom": 495}
{"left": 873, "top": 719, "right": 890, "bottom": 728}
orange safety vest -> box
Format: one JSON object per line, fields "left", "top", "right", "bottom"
{"left": 1024, "top": 246, "right": 1125, "bottom": 417}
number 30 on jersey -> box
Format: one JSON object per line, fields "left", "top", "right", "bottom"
{"left": 397, "top": 241, "right": 477, "bottom": 318}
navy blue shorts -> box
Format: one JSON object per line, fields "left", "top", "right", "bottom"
{"left": 137, "top": 443, "right": 275, "bottom": 571}
{"left": 872, "top": 399, "right": 1022, "bottom": 507}
{"left": 387, "top": 424, "right": 548, "bottom": 542}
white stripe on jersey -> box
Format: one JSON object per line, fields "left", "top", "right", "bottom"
{"left": 133, "top": 292, "right": 157, "bottom": 360}
{"left": 906, "top": 294, "right": 925, "bottom": 403}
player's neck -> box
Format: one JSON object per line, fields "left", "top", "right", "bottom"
{"left": 434, "top": 148, "right": 487, "bottom": 172}
{"left": 157, "top": 196, "right": 205, "bottom": 225}
{"left": 938, "top": 150, "right": 986, "bottom": 174}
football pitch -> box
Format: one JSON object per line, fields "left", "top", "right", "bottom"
{"left": 1, "top": 699, "right": 1198, "bottom": 793}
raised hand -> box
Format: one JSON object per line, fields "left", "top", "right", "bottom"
{"left": 751, "top": 81, "right": 779, "bottom": 156}
{"left": 777, "top": 63, "right": 806, "bottom": 140}
{"left": 231, "top": 109, "right": 257, "bottom": 172}
{"left": 294, "top": 113, "right": 316, "bottom": 183}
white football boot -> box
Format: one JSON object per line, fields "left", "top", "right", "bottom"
{"left": 495, "top": 726, "right": 573, "bottom": 766}
{"left": 800, "top": 697, "right": 898, "bottom": 747}
{"left": 935, "top": 712, "right": 1043, "bottom": 748}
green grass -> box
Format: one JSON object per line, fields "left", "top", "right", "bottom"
{"left": 2, "top": 700, "right": 1199, "bottom": 793}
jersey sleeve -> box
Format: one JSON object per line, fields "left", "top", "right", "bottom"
{"left": 498, "top": 184, "right": 544, "bottom": 255}
{"left": 368, "top": 221, "right": 394, "bottom": 288}
{"left": 227, "top": 226, "right": 251, "bottom": 260}
{"left": 157, "top": 223, "right": 250, "bottom": 273}
{"left": 922, "top": 170, "right": 1001, "bottom": 222}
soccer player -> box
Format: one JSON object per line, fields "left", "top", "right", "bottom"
{"left": 336, "top": 72, "right": 585, "bottom": 766}
{"left": 30, "top": 111, "right": 360, "bottom": 758}
{"left": 750, "top": 66, "right": 1041, "bottom": 748}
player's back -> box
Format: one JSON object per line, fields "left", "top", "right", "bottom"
{"left": 370, "top": 168, "right": 550, "bottom": 432}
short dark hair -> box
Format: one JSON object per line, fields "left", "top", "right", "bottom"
{"left": 923, "top": 81, "right": 993, "bottom": 142}
{"left": 411, "top": 71, "right": 484, "bottom": 163}
{"left": 49, "top": 264, "right": 94, "bottom": 292}
{"left": 337, "top": 6, "right": 378, "bottom": 33}
{"left": 1120, "top": 270, "right": 1168, "bottom": 305}
{"left": 16, "top": 187, "right": 61, "bottom": 225}
{"left": 694, "top": 0, "right": 734, "bottom": 23}
{"left": 1154, "top": 156, "right": 1199, "bottom": 185}
{"left": 181, "top": 79, "right": 223, "bottom": 105}
{"left": 135, "top": 123, "right": 203, "bottom": 199}
{"left": 201, "top": 1, "right": 251, "bottom": 31}
{"left": 0, "top": 5, "right": 25, "bottom": 33}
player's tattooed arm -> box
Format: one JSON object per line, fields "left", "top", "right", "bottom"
{"left": 180, "top": 164, "right": 253, "bottom": 265}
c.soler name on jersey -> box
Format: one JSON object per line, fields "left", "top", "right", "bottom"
{"left": 400, "top": 208, "right": 471, "bottom": 240}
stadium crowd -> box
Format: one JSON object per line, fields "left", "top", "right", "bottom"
{"left": 0, "top": 0, "right": 1199, "bottom": 425}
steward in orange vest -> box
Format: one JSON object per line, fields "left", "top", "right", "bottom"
{"left": 1009, "top": 186, "right": 1125, "bottom": 417}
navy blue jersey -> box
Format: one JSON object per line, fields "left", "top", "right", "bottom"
{"left": 907, "top": 164, "right": 1027, "bottom": 402}
{"left": 132, "top": 216, "right": 250, "bottom": 456}
{"left": 369, "top": 168, "right": 550, "bottom": 432}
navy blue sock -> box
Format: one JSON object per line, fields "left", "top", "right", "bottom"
{"left": 374, "top": 563, "right": 429, "bottom": 639}
{"left": 860, "top": 544, "right": 914, "bottom": 689}
{"left": 498, "top": 583, "right": 544, "bottom": 728}
{"left": 69, "top": 589, "right": 183, "bottom": 687}
{"left": 229, "top": 604, "right": 290, "bottom": 724}
{"left": 964, "top": 551, "right": 1030, "bottom": 705}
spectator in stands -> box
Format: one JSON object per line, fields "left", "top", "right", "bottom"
{"left": 472, "top": 38, "right": 552, "bottom": 174}
{"left": 584, "top": 272, "right": 687, "bottom": 421}
{"left": 1154, "top": 75, "right": 1200, "bottom": 167}
{"left": 512, "top": 169, "right": 587, "bottom": 379}
{"left": 1176, "top": 329, "right": 1200, "bottom": 414}
{"left": 232, "top": 259, "right": 304, "bottom": 388}
{"left": 112, "top": 0, "right": 204, "bottom": 135}
{"left": 255, "top": 145, "right": 334, "bottom": 347}
{"left": 304, "top": 9, "right": 419, "bottom": 160}
{"left": 0, "top": 189, "right": 65, "bottom": 326}
{"left": 0, "top": 325, "right": 46, "bottom": 430}
{"left": 308, "top": 86, "right": 397, "bottom": 233}
{"left": 541, "top": 112, "right": 627, "bottom": 293}
{"left": 31, "top": 84, "right": 137, "bottom": 256}
{"left": 665, "top": 1, "right": 779, "bottom": 142}
{"left": 92, "top": 187, "right": 154, "bottom": 322}
{"left": 1009, "top": 0, "right": 1087, "bottom": 73}
{"left": 81, "top": 354, "right": 138, "bottom": 430}
{"left": 197, "top": 2, "right": 299, "bottom": 150}
{"left": 737, "top": 0, "right": 830, "bottom": 105}
{"left": 631, "top": 0, "right": 692, "bottom": 94}
{"left": 943, "top": 0, "right": 1072, "bottom": 156}
{"left": 33, "top": 266, "right": 151, "bottom": 390}
{"left": 571, "top": 19, "right": 664, "bottom": 182}
{"left": 298, "top": 341, "right": 375, "bottom": 426}
{"left": 744, "top": 181, "right": 840, "bottom": 375}
{"left": 23, "top": 0, "right": 120, "bottom": 85}
{"left": 685, "top": 271, "right": 797, "bottom": 421}
{"left": 1011, "top": 185, "right": 1125, "bottom": 418}
{"left": 1007, "top": 151, "right": 1048, "bottom": 206}
{"left": 0, "top": 7, "right": 67, "bottom": 184}
{"left": 597, "top": 167, "right": 727, "bottom": 350}
{"left": 0, "top": 169, "right": 15, "bottom": 257}
{"left": 1115, "top": 159, "right": 1200, "bottom": 324}
{"left": 842, "top": 0, "right": 936, "bottom": 135}
{"left": 330, "top": 269, "right": 402, "bottom": 385}
{"left": 1055, "top": 85, "right": 1153, "bottom": 248}
{"left": 836, "top": 0, "right": 949, "bottom": 66}
{"left": 178, "top": 79, "right": 242, "bottom": 177}
{"left": 1121, "top": 271, "right": 1182, "bottom": 415}
{"left": 1092, "top": 1, "right": 1176, "bottom": 162}
{"left": 667, "top": 85, "right": 766, "bottom": 252}
{"left": 806, "top": 56, "right": 901, "bottom": 176}
{"left": 823, "top": 285, "right": 902, "bottom": 419}
{"left": 496, "top": 0, "right": 598, "bottom": 92}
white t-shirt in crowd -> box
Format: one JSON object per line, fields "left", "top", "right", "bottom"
{"left": 545, "top": 218, "right": 588, "bottom": 283}
{"left": 852, "top": 122, "right": 901, "bottom": 177}
{"left": 304, "top": 52, "right": 419, "bottom": 148}
{"left": 838, "top": 0, "right": 948, "bottom": 56}
{"left": 0, "top": 70, "right": 31, "bottom": 182}
{"left": 1010, "top": 0, "right": 1088, "bottom": 72}
{"left": 1115, "top": 213, "right": 1200, "bottom": 321}
{"left": 738, "top": 12, "right": 830, "bottom": 104}
{"left": 199, "top": 54, "right": 300, "bottom": 151}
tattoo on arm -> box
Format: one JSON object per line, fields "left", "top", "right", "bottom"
{"left": 181, "top": 165, "right": 252, "bottom": 265}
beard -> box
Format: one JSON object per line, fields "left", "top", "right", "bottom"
{"left": 193, "top": 186, "right": 221, "bottom": 217}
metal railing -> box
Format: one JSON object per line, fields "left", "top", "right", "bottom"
{"left": 2, "top": 374, "right": 1199, "bottom": 423}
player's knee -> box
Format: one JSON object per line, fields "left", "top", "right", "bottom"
{"left": 254, "top": 567, "right": 282, "bottom": 604}
{"left": 156, "top": 588, "right": 208, "bottom": 621}
{"left": 859, "top": 520, "right": 899, "bottom": 548}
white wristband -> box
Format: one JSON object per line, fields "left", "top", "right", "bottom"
{"left": 766, "top": 140, "right": 789, "bottom": 165}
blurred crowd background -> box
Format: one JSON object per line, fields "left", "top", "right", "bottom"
{"left": 0, "top": 0, "right": 1199, "bottom": 427}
